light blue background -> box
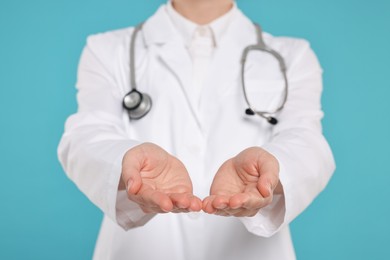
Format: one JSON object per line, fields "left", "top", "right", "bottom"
{"left": 0, "top": 0, "right": 389, "bottom": 259}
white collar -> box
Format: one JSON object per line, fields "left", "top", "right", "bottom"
{"left": 141, "top": 4, "right": 257, "bottom": 50}
{"left": 165, "top": 0, "right": 237, "bottom": 47}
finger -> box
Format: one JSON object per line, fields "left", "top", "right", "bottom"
{"left": 122, "top": 149, "right": 145, "bottom": 195}
{"left": 126, "top": 174, "right": 142, "bottom": 195}
{"left": 170, "top": 195, "right": 202, "bottom": 213}
{"left": 229, "top": 193, "right": 250, "bottom": 209}
{"left": 202, "top": 196, "right": 217, "bottom": 214}
{"left": 214, "top": 209, "right": 230, "bottom": 217}
{"left": 241, "top": 193, "right": 268, "bottom": 210}
{"left": 128, "top": 193, "right": 169, "bottom": 214}
{"left": 126, "top": 183, "right": 154, "bottom": 204}
{"left": 189, "top": 196, "right": 202, "bottom": 212}
{"left": 171, "top": 208, "right": 191, "bottom": 214}
{"left": 169, "top": 193, "right": 191, "bottom": 209}
{"left": 142, "top": 189, "right": 173, "bottom": 212}
{"left": 257, "top": 177, "right": 276, "bottom": 198}
{"left": 221, "top": 207, "right": 243, "bottom": 216}
{"left": 212, "top": 195, "right": 230, "bottom": 210}
{"left": 127, "top": 193, "right": 144, "bottom": 206}
{"left": 257, "top": 154, "right": 279, "bottom": 198}
{"left": 231, "top": 191, "right": 269, "bottom": 210}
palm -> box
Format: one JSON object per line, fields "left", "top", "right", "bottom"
{"left": 203, "top": 147, "right": 279, "bottom": 217}
{"left": 122, "top": 143, "right": 202, "bottom": 213}
{"left": 137, "top": 156, "right": 193, "bottom": 200}
{"left": 210, "top": 159, "right": 259, "bottom": 196}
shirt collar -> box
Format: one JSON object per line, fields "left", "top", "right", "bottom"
{"left": 165, "top": 0, "right": 237, "bottom": 47}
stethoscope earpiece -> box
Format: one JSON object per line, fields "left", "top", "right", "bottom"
{"left": 245, "top": 108, "right": 255, "bottom": 116}
{"left": 245, "top": 108, "right": 278, "bottom": 125}
{"left": 267, "top": 117, "right": 278, "bottom": 125}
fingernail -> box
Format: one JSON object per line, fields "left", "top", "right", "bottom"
{"left": 127, "top": 179, "right": 133, "bottom": 193}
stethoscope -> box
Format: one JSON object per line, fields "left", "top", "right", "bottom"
{"left": 123, "top": 23, "right": 288, "bottom": 125}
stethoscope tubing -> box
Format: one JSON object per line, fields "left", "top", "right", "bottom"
{"left": 240, "top": 24, "right": 288, "bottom": 121}
{"left": 125, "top": 22, "right": 288, "bottom": 124}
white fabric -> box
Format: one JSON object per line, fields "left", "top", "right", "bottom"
{"left": 167, "top": 0, "right": 236, "bottom": 107}
{"left": 57, "top": 2, "right": 335, "bottom": 260}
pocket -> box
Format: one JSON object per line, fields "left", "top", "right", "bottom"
{"left": 225, "top": 79, "right": 286, "bottom": 113}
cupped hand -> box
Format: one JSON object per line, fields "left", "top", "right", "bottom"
{"left": 203, "top": 147, "right": 280, "bottom": 217}
{"left": 121, "top": 143, "right": 202, "bottom": 214}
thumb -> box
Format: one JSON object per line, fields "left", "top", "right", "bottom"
{"left": 257, "top": 176, "right": 274, "bottom": 198}
{"left": 121, "top": 147, "right": 145, "bottom": 195}
{"left": 256, "top": 152, "right": 280, "bottom": 198}
{"left": 125, "top": 171, "right": 142, "bottom": 195}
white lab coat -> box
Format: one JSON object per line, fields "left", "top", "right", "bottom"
{"left": 58, "top": 4, "right": 335, "bottom": 260}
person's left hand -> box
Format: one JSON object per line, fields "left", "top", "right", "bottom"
{"left": 203, "top": 147, "right": 280, "bottom": 217}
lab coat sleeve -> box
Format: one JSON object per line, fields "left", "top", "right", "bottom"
{"left": 239, "top": 39, "right": 336, "bottom": 237}
{"left": 57, "top": 32, "right": 154, "bottom": 230}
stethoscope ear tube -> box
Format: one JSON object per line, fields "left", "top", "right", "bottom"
{"left": 241, "top": 23, "right": 289, "bottom": 125}
{"left": 245, "top": 108, "right": 277, "bottom": 125}
{"left": 123, "top": 23, "right": 152, "bottom": 120}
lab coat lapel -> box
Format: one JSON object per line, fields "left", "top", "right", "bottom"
{"left": 200, "top": 10, "right": 257, "bottom": 110}
{"left": 158, "top": 44, "right": 203, "bottom": 128}
{"left": 142, "top": 5, "right": 203, "bottom": 129}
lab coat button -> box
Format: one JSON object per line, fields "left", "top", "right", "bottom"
{"left": 197, "top": 26, "right": 209, "bottom": 37}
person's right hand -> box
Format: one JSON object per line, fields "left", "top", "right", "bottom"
{"left": 121, "top": 143, "right": 202, "bottom": 214}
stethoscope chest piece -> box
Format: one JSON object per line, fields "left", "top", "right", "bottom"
{"left": 123, "top": 89, "right": 152, "bottom": 119}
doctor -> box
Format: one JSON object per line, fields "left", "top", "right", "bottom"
{"left": 58, "top": 0, "right": 335, "bottom": 259}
